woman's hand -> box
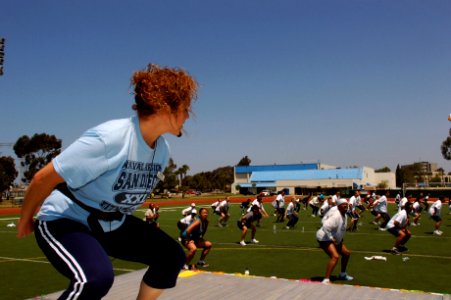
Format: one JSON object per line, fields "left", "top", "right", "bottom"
{"left": 17, "top": 217, "right": 35, "bottom": 238}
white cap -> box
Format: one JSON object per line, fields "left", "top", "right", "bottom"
{"left": 336, "top": 198, "right": 348, "bottom": 206}
{"left": 191, "top": 203, "right": 196, "bottom": 207}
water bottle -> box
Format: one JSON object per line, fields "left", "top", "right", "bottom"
{"left": 273, "top": 224, "right": 277, "bottom": 234}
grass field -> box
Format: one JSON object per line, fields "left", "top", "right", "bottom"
{"left": 1, "top": 200, "right": 450, "bottom": 299}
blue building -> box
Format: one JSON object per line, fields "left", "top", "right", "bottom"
{"left": 232, "top": 163, "right": 395, "bottom": 195}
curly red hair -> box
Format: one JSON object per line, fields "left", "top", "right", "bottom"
{"left": 132, "top": 64, "right": 198, "bottom": 116}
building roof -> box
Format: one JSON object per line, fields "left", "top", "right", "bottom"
{"left": 250, "top": 168, "right": 364, "bottom": 181}
{"left": 235, "top": 163, "right": 318, "bottom": 174}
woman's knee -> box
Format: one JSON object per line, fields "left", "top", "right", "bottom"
{"left": 342, "top": 250, "right": 351, "bottom": 258}
{"left": 81, "top": 268, "right": 114, "bottom": 298}
{"left": 188, "top": 245, "right": 197, "bottom": 255}
{"left": 330, "top": 254, "right": 340, "bottom": 262}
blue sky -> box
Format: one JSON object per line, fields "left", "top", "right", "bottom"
{"left": 1, "top": 0, "right": 450, "bottom": 175}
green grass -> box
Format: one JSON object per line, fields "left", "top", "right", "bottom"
{"left": 1, "top": 203, "right": 450, "bottom": 299}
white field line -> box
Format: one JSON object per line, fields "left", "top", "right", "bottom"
{"left": 212, "top": 242, "right": 451, "bottom": 260}
{"left": 0, "top": 256, "right": 137, "bottom": 272}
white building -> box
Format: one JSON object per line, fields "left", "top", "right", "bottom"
{"left": 232, "top": 163, "right": 395, "bottom": 195}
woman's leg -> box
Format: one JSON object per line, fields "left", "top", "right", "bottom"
{"left": 35, "top": 219, "right": 114, "bottom": 300}
{"left": 240, "top": 226, "right": 248, "bottom": 241}
{"left": 183, "top": 240, "right": 198, "bottom": 265}
{"left": 339, "top": 244, "right": 351, "bottom": 273}
{"left": 319, "top": 242, "right": 339, "bottom": 280}
{"left": 99, "top": 215, "right": 185, "bottom": 290}
{"left": 196, "top": 239, "right": 212, "bottom": 261}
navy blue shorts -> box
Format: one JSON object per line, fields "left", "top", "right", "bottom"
{"left": 318, "top": 240, "right": 343, "bottom": 253}
{"left": 431, "top": 215, "right": 442, "bottom": 222}
{"left": 35, "top": 215, "right": 185, "bottom": 299}
{"left": 387, "top": 227, "right": 400, "bottom": 237}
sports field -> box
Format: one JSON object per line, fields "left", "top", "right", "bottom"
{"left": 1, "top": 198, "right": 450, "bottom": 299}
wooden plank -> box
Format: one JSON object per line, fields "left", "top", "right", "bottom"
{"left": 38, "top": 270, "right": 450, "bottom": 300}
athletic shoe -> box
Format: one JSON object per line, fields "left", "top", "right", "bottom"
{"left": 240, "top": 240, "right": 246, "bottom": 246}
{"left": 251, "top": 238, "right": 259, "bottom": 244}
{"left": 321, "top": 278, "right": 330, "bottom": 284}
{"left": 433, "top": 230, "right": 443, "bottom": 236}
{"left": 378, "top": 227, "right": 387, "bottom": 231}
{"left": 182, "top": 264, "right": 195, "bottom": 270}
{"left": 397, "top": 245, "right": 408, "bottom": 252}
{"left": 196, "top": 261, "right": 209, "bottom": 268}
{"left": 286, "top": 226, "right": 290, "bottom": 230}
{"left": 371, "top": 221, "right": 379, "bottom": 225}
{"left": 338, "top": 273, "right": 354, "bottom": 281}
{"left": 391, "top": 247, "right": 401, "bottom": 255}
{"left": 411, "top": 223, "right": 417, "bottom": 227}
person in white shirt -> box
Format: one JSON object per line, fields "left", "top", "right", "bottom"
{"left": 331, "top": 191, "right": 340, "bottom": 205}
{"left": 398, "top": 195, "right": 409, "bottom": 212}
{"left": 429, "top": 196, "right": 444, "bottom": 236}
{"left": 346, "top": 191, "right": 360, "bottom": 232}
{"left": 354, "top": 190, "right": 365, "bottom": 214}
{"left": 144, "top": 203, "right": 160, "bottom": 228}
{"left": 411, "top": 196, "right": 422, "bottom": 226}
{"left": 285, "top": 198, "right": 299, "bottom": 229}
{"left": 369, "top": 191, "right": 390, "bottom": 230}
{"left": 275, "top": 191, "right": 286, "bottom": 222}
{"left": 211, "top": 200, "right": 219, "bottom": 213}
{"left": 181, "top": 203, "right": 196, "bottom": 216}
{"left": 387, "top": 202, "right": 412, "bottom": 254}
{"left": 177, "top": 209, "right": 197, "bottom": 232}
{"left": 319, "top": 196, "right": 333, "bottom": 218}
{"left": 247, "top": 194, "right": 269, "bottom": 226}
{"left": 309, "top": 194, "right": 322, "bottom": 217}
{"left": 395, "top": 192, "right": 401, "bottom": 205}
{"left": 215, "top": 197, "right": 230, "bottom": 227}
{"left": 238, "top": 205, "right": 261, "bottom": 246}
{"left": 316, "top": 198, "right": 353, "bottom": 284}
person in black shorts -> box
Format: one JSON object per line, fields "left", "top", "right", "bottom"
{"left": 238, "top": 205, "right": 261, "bottom": 246}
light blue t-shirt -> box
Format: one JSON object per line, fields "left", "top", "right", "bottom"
{"left": 37, "top": 115, "right": 170, "bottom": 231}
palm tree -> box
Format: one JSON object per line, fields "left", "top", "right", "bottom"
{"left": 176, "top": 164, "right": 190, "bottom": 186}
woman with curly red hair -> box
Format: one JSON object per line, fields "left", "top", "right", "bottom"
{"left": 17, "top": 63, "right": 198, "bottom": 299}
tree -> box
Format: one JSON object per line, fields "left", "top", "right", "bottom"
{"left": 13, "top": 133, "right": 62, "bottom": 183}
{"left": 177, "top": 164, "right": 190, "bottom": 185}
{"left": 183, "top": 166, "right": 233, "bottom": 192}
{"left": 0, "top": 156, "right": 18, "bottom": 195}
{"left": 377, "top": 180, "right": 388, "bottom": 189}
{"left": 441, "top": 135, "right": 451, "bottom": 160}
{"left": 429, "top": 176, "right": 442, "bottom": 183}
{"left": 395, "top": 164, "right": 402, "bottom": 187}
{"left": 237, "top": 156, "right": 251, "bottom": 166}
{"left": 375, "top": 166, "right": 391, "bottom": 173}
{"left": 155, "top": 158, "right": 178, "bottom": 193}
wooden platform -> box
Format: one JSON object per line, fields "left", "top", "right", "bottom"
{"left": 40, "top": 269, "right": 449, "bottom": 300}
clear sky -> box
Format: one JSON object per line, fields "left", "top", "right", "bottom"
{"left": 1, "top": 0, "right": 450, "bottom": 175}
